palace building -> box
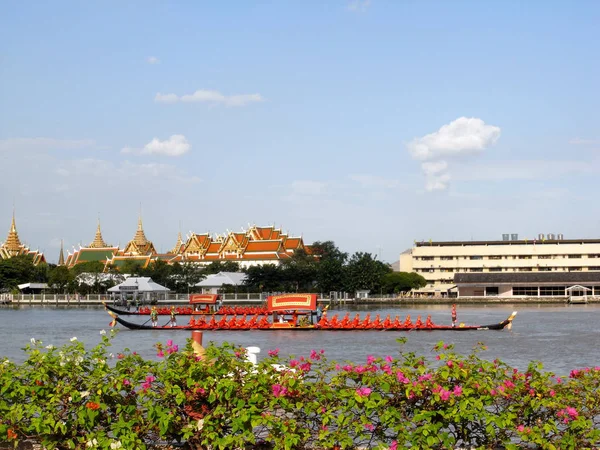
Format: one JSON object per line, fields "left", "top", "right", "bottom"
{"left": 399, "top": 234, "right": 600, "bottom": 297}
{"left": 0, "top": 213, "right": 45, "bottom": 265}
{"left": 64, "top": 221, "right": 310, "bottom": 271}
{"left": 64, "top": 221, "right": 118, "bottom": 268}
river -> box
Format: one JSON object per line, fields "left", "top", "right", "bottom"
{"left": 1, "top": 303, "right": 598, "bottom": 376}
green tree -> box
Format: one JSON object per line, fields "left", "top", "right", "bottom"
{"left": 243, "top": 264, "right": 284, "bottom": 292}
{"left": 345, "top": 252, "right": 392, "bottom": 294}
{"left": 47, "top": 265, "right": 74, "bottom": 294}
{"left": 281, "top": 249, "right": 318, "bottom": 292}
{"left": 311, "top": 241, "right": 348, "bottom": 293}
{"left": 202, "top": 261, "right": 241, "bottom": 275}
{"left": 381, "top": 271, "right": 427, "bottom": 294}
{"left": 0, "top": 255, "right": 47, "bottom": 292}
{"left": 171, "top": 262, "right": 204, "bottom": 293}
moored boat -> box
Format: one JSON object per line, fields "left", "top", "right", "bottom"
{"left": 108, "top": 293, "right": 518, "bottom": 332}
{"left": 103, "top": 294, "right": 270, "bottom": 316}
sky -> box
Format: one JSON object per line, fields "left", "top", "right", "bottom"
{"left": 1, "top": 1, "right": 599, "bottom": 264}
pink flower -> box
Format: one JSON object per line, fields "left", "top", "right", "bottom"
{"left": 446, "top": 360, "right": 453, "bottom": 368}
{"left": 453, "top": 385, "right": 463, "bottom": 396}
{"left": 439, "top": 389, "right": 451, "bottom": 401}
{"left": 289, "top": 359, "right": 299, "bottom": 368}
{"left": 367, "top": 355, "right": 376, "bottom": 365}
{"left": 517, "top": 425, "right": 525, "bottom": 432}
{"left": 549, "top": 390, "right": 555, "bottom": 397}
{"left": 356, "top": 387, "right": 372, "bottom": 397}
{"left": 156, "top": 350, "right": 164, "bottom": 358}
{"left": 396, "top": 371, "right": 409, "bottom": 384}
{"left": 389, "top": 441, "right": 398, "bottom": 450}
{"left": 268, "top": 348, "right": 279, "bottom": 357}
{"left": 490, "top": 389, "right": 497, "bottom": 396}
{"left": 570, "top": 369, "right": 580, "bottom": 378}
{"left": 418, "top": 373, "right": 432, "bottom": 382}
{"left": 272, "top": 384, "right": 288, "bottom": 397}
{"left": 364, "top": 423, "right": 375, "bottom": 431}
{"left": 166, "top": 339, "right": 173, "bottom": 347}
{"left": 123, "top": 379, "right": 130, "bottom": 386}
{"left": 385, "top": 355, "right": 393, "bottom": 362}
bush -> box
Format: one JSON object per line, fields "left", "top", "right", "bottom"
{"left": 1, "top": 334, "right": 599, "bottom": 449}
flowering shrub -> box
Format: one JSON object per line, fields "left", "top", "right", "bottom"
{"left": 1, "top": 334, "right": 599, "bottom": 449}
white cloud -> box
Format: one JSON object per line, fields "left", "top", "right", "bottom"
{"left": 0, "top": 137, "right": 96, "bottom": 152}
{"left": 154, "top": 93, "right": 179, "bottom": 103}
{"left": 569, "top": 137, "right": 599, "bottom": 145}
{"left": 349, "top": 174, "right": 398, "bottom": 189}
{"left": 147, "top": 56, "right": 160, "bottom": 64}
{"left": 154, "top": 89, "right": 264, "bottom": 107}
{"left": 121, "top": 134, "right": 190, "bottom": 157}
{"left": 291, "top": 180, "right": 327, "bottom": 196}
{"left": 347, "top": 0, "right": 371, "bottom": 12}
{"left": 407, "top": 117, "right": 501, "bottom": 161}
{"left": 406, "top": 117, "right": 501, "bottom": 191}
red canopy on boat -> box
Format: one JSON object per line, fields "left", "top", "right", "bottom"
{"left": 189, "top": 294, "right": 220, "bottom": 304}
{"left": 267, "top": 293, "right": 317, "bottom": 312}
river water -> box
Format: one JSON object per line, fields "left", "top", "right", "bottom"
{"left": 1, "top": 304, "right": 598, "bottom": 376}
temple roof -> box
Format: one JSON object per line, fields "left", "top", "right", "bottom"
{"left": 133, "top": 217, "right": 149, "bottom": 246}
{"left": 58, "top": 240, "right": 65, "bottom": 266}
{"left": 2, "top": 213, "right": 23, "bottom": 255}
{"left": 89, "top": 220, "right": 109, "bottom": 248}
{"left": 170, "top": 232, "right": 184, "bottom": 254}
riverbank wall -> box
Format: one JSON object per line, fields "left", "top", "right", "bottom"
{"left": 2, "top": 293, "right": 598, "bottom": 306}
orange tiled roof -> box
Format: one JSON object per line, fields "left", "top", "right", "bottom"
{"left": 244, "top": 240, "right": 282, "bottom": 252}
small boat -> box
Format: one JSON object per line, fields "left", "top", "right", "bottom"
{"left": 103, "top": 294, "right": 270, "bottom": 316}
{"left": 108, "top": 293, "right": 517, "bottom": 332}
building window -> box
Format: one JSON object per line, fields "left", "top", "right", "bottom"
{"left": 489, "top": 255, "right": 502, "bottom": 260}
{"left": 489, "top": 267, "right": 502, "bottom": 272}
{"left": 440, "top": 256, "right": 454, "bottom": 260}
{"left": 470, "top": 268, "right": 483, "bottom": 272}
{"left": 538, "top": 267, "right": 551, "bottom": 271}
{"left": 568, "top": 255, "right": 582, "bottom": 259}
{"left": 518, "top": 255, "right": 532, "bottom": 259}
{"left": 470, "top": 256, "right": 483, "bottom": 260}
{"left": 518, "top": 268, "right": 533, "bottom": 271}
{"left": 485, "top": 287, "right": 499, "bottom": 296}
{"left": 540, "top": 286, "right": 566, "bottom": 296}
{"left": 569, "top": 267, "right": 583, "bottom": 272}
{"left": 513, "top": 286, "right": 538, "bottom": 296}
{"left": 588, "top": 254, "right": 600, "bottom": 258}
{"left": 539, "top": 255, "right": 552, "bottom": 259}
{"left": 588, "top": 267, "right": 600, "bottom": 271}
{"left": 421, "top": 256, "right": 434, "bottom": 261}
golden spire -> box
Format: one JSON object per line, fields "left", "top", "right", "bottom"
{"left": 132, "top": 215, "right": 149, "bottom": 246}
{"left": 2, "top": 211, "right": 24, "bottom": 256}
{"left": 170, "top": 231, "right": 183, "bottom": 254}
{"left": 89, "top": 219, "right": 108, "bottom": 248}
{"left": 58, "top": 239, "right": 65, "bottom": 265}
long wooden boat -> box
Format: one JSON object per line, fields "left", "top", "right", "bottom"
{"left": 108, "top": 293, "right": 517, "bottom": 332}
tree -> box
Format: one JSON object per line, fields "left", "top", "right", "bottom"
{"left": 0, "top": 255, "right": 47, "bottom": 292}
{"left": 243, "top": 264, "right": 284, "bottom": 293}
{"left": 170, "top": 262, "right": 204, "bottom": 293}
{"left": 202, "top": 261, "right": 241, "bottom": 275}
{"left": 381, "top": 272, "right": 427, "bottom": 294}
{"left": 344, "top": 252, "right": 392, "bottom": 294}
{"left": 311, "top": 241, "right": 348, "bottom": 293}
{"left": 48, "top": 265, "right": 74, "bottom": 294}
{"left": 281, "top": 249, "right": 318, "bottom": 292}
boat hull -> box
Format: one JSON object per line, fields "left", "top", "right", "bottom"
{"left": 113, "top": 312, "right": 517, "bottom": 332}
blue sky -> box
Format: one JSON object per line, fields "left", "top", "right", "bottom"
{"left": 1, "top": 1, "right": 599, "bottom": 263}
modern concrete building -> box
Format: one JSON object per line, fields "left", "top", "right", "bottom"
{"left": 399, "top": 234, "right": 600, "bottom": 296}
{"left": 454, "top": 272, "right": 600, "bottom": 300}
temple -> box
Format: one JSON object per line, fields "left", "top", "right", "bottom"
{"left": 0, "top": 213, "right": 45, "bottom": 264}
{"left": 64, "top": 220, "right": 118, "bottom": 268}
{"left": 178, "top": 225, "right": 310, "bottom": 269}
{"left": 63, "top": 220, "right": 311, "bottom": 272}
